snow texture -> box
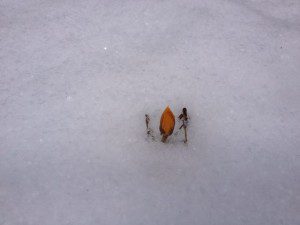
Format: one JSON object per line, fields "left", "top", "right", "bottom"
{"left": 1, "top": 0, "right": 300, "bottom": 224}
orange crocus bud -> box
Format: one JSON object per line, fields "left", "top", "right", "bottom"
{"left": 159, "top": 106, "right": 175, "bottom": 142}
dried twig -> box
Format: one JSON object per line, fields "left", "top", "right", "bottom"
{"left": 145, "top": 114, "right": 155, "bottom": 140}
{"left": 178, "top": 108, "right": 188, "bottom": 143}
{"left": 145, "top": 114, "right": 150, "bottom": 134}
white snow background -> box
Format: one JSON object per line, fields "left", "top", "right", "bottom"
{"left": 0, "top": 0, "right": 299, "bottom": 224}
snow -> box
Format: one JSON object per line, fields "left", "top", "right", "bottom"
{"left": 0, "top": 0, "right": 299, "bottom": 224}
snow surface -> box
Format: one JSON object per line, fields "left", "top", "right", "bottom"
{"left": 1, "top": 0, "right": 300, "bottom": 224}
